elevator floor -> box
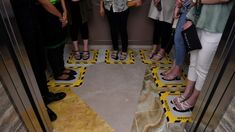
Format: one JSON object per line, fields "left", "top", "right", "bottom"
{"left": 48, "top": 45, "right": 188, "bottom": 132}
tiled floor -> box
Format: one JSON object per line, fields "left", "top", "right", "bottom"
{"left": 49, "top": 46, "right": 186, "bottom": 132}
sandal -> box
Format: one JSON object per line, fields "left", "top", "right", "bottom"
{"left": 173, "top": 100, "right": 194, "bottom": 112}
{"left": 73, "top": 50, "right": 82, "bottom": 60}
{"left": 162, "top": 74, "right": 181, "bottom": 81}
{"left": 160, "top": 69, "right": 172, "bottom": 76}
{"left": 111, "top": 50, "right": 119, "bottom": 60}
{"left": 82, "top": 51, "right": 90, "bottom": 60}
{"left": 149, "top": 50, "right": 157, "bottom": 59}
{"left": 55, "top": 74, "right": 75, "bottom": 81}
{"left": 152, "top": 53, "right": 164, "bottom": 61}
{"left": 63, "top": 69, "right": 77, "bottom": 75}
{"left": 171, "top": 95, "right": 186, "bottom": 104}
{"left": 120, "top": 52, "right": 128, "bottom": 60}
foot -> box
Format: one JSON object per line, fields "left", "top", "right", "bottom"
{"left": 149, "top": 50, "right": 158, "bottom": 59}
{"left": 120, "top": 52, "right": 128, "bottom": 60}
{"left": 162, "top": 74, "right": 181, "bottom": 81}
{"left": 160, "top": 69, "right": 172, "bottom": 76}
{"left": 54, "top": 74, "right": 75, "bottom": 81}
{"left": 47, "top": 106, "right": 57, "bottom": 121}
{"left": 152, "top": 53, "right": 164, "bottom": 61}
{"left": 173, "top": 100, "right": 194, "bottom": 112}
{"left": 82, "top": 51, "right": 90, "bottom": 60}
{"left": 171, "top": 95, "right": 186, "bottom": 104}
{"left": 44, "top": 92, "right": 66, "bottom": 104}
{"left": 63, "top": 69, "right": 77, "bottom": 75}
{"left": 73, "top": 50, "right": 81, "bottom": 60}
{"left": 111, "top": 50, "right": 119, "bottom": 60}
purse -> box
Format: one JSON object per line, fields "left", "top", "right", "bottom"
{"left": 181, "top": 24, "right": 202, "bottom": 52}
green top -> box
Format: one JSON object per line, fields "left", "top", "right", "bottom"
{"left": 50, "top": 0, "right": 57, "bottom": 4}
{"left": 187, "top": 1, "right": 234, "bottom": 33}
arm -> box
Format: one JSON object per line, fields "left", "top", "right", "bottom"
{"left": 60, "top": 0, "right": 68, "bottom": 27}
{"left": 100, "top": 0, "right": 105, "bottom": 17}
{"left": 37, "top": 0, "right": 62, "bottom": 19}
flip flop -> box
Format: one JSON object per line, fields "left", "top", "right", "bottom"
{"left": 162, "top": 74, "right": 181, "bottom": 81}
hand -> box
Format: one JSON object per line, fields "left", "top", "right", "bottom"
{"left": 100, "top": 7, "right": 105, "bottom": 17}
{"left": 176, "top": 0, "right": 183, "bottom": 8}
{"left": 59, "top": 12, "right": 68, "bottom": 27}
{"left": 135, "top": 0, "right": 142, "bottom": 7}
{"left": 174, "top": 7, "right": 180, "bottom": 19}
{"left": 183, "top": 20, "right": 192, "bottom": 30}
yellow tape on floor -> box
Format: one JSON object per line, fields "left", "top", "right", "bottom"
{"left": 48, "top": 87, "right": 114, "bottom": 132}
{"left": 139, "top": 49, "right": 172, "bottom": 65}
{"left": 159, "top": 91, "right": 192, "bottom": 123}
{"left": 151, "top": 67, "right": 186, "bottom": 89}
{"left": 66, "top": 49, "right": 99, "bottom": 65}
{"left": 47, "top": 67, "right": 86, "bottom": 88}
{"left": 105, "top": 49, "right": 135, "bottom": 64}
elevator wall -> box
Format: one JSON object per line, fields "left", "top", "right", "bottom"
{"left": 88, "top": 0, "right": 154, "bottom": 45}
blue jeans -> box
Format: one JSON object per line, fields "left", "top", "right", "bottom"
{"left": 174, "top": 11, "right": 187, "bottom": 66}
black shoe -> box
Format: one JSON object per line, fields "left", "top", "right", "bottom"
{"left": 44, "top": 92, "right": 66, "bottom": 104}
{"left": 47, "top": 107, "right": 57, "bottom": 121}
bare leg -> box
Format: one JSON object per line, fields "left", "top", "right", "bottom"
{"left": 149, "top": 44, "right": 160, "bottom": 58}
{"left": 182, "top": 80, "right": 195, "bottom": 99}
{"left": 152, "top": 48, "right": 165, "bottom": 61}
{"left": 83, "top": 39, "right": 89, "bottom": 51}
{"left": 73, "top": 41, "right": 79, "bottom": 51}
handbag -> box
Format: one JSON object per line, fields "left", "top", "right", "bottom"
{"left": 181, "top": 24, "right": 202, "bottom": 52}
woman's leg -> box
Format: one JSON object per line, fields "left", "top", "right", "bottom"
{"left": 194, "top": 29, "right": 222, "bottom": 91}
{"left": 153, "top": 21, "right": 172, "bottom": 61}
{"left": 105, "top": 8, "right": 119, "bottom": 51}
{"left": 47, "top": 44, "right": 65, "bottom": 78}
{"left": 150, "top": 20, "right": 161, "bottom": 58}
{"left": 119, "top": 9, "right": 129, "bottom": 53}
{"left": 70, "top": 2, "right": 80, "bottom": 51}
{"left": 163, "top": 13, "right": 187, "bottom": 80}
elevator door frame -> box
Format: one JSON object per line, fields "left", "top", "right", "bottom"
{"left": 0, "top": 0, "right": 52, "bottom": 131}
{"left": 1, "top": 0, "right": 235, "bottom": 131}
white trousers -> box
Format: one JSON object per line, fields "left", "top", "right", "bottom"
{"left": 187, "top": 29, "right": 222, "bottom": 91}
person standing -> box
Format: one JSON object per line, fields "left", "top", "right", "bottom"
{"left": 67, "top": 0, "right": 92, "bottom": 60}
{"left": 173, "top": 0, "right": 234, "bottom": 111}
{"left": 148, "top": 0, "right": 175, "bottom": 61}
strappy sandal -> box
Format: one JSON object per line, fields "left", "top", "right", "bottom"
{"left": 149, "top": 50, "right": 157, "bottom": 59}
{"left": 162, "top": 74, "right": 181, "bottom": 81}
{"left": 73, "top": 50, "right": 81, "bottom": 60}
{"left": 173, "top": 100, "right": 194, "bottom": 112}
{"left": 152, "top": 53, "right": 164, "bottom": 61}
{"left": 171, "top": 95, "right": 186, "bottom": 104}
{"left": 111, "top": 50, "right": 119, "bottom": 60}
{"left": 82, "top": 51, "right": 90, "bottom": 60}
{"left": 120, "top": 52, "right": 128, "bottom": 60}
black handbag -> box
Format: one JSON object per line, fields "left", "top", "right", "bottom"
{"left": 181, "top": 24, "right": 202, "bottom": 52}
